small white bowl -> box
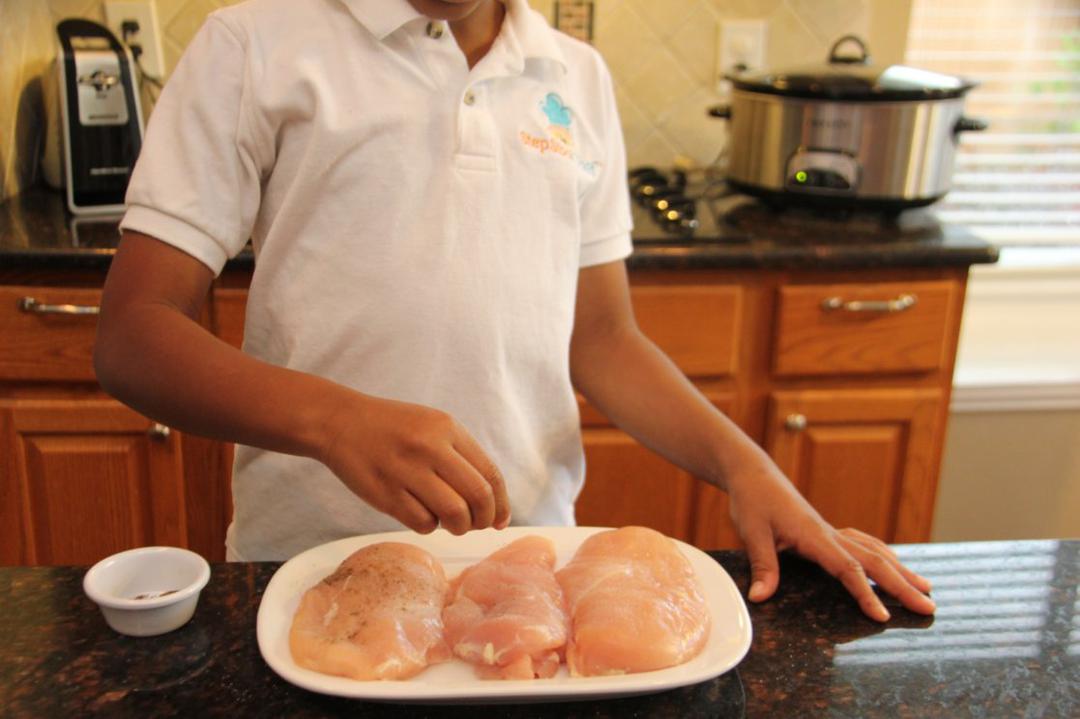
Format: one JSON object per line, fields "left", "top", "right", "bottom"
{"left": 83, "top": 546, "right": 211, "bottom": 637}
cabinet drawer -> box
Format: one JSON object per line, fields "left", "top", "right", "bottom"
{"left": 0, "top": 287, "right": 102, "bottom": 381}
{"left": 773, "top": 280, "right": 959, "bottom": 377}
{"left": 631, "top": 285, "right": 742, "bottom": 378}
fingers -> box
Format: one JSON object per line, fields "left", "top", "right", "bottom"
{"left": 391, "top": 490, "right": 439, "bottom": 534}
{"left": 451, "top": 429, "right": 511, "bottom": 530}
{"left": 402, "top": 424, "right": 509, "bottom": 535}
{"left": 839, "top": 532, "right": 936, "bottom": 615}
{"left": 403, "top": 470, "right": 479, "bottom": 536}
{"left": 805, "top": 535, "right": 892, "bottom": 622}
{"left": 741, "top": 523, "right": 780, "bottom": 603}
{"left": 435, "top": 455, "right": 496, "bottom": 530}
{"left": 840, "top": 528, "right": 933, "bottom": 594}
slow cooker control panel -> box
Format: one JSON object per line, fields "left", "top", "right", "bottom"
{"left": 786, "top": 150, "right": 859, "bottom": 194}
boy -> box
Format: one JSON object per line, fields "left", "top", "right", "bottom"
{"left": 94, "top": 0, "right": 935, "bottom": 622}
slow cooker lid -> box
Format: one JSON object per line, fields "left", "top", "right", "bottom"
{"left": 731, "top": 35, "right": 977, "bottom": 101}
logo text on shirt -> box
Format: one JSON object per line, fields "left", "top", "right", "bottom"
{"left": 520, "top": 92, "right": 599, "bottom": 177}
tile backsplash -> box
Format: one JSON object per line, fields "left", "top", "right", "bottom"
{"left": 1, "top": 0, "right": 907, "bottom": 200}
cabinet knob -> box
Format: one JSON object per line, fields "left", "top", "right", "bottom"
{"left": 148, "top": 423, "right": 171, "bottom": 440}
{"left": 784, "top": 413, "right": 808, "bottom": 432}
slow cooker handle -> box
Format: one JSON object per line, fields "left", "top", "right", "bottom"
{"left": 954, "top": 116, "right": 989, "bottom": 134}
{"left": 708, "top": 105, "right": 732, "bottom": 120}
{"left": 828, "top": 35, "right": 871, "bottom": 65}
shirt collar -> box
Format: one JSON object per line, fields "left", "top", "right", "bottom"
{"left": 503, "top": 0, "right": 566, "bottom": 74}
{"left": 339, "top": 0, "right": 425, "bottom": 41}
{"left": 340, "top": 0, "right": 566, "bottom": 73}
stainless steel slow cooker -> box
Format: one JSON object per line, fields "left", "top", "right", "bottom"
{"left": 709, "top": 35, "right": 987, "bottom": 211}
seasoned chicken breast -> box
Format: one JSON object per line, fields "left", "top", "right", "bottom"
{"left": 288, "top": 542, "right": 451, "bottom": 680}
{"left": 442, "top": 535, "right": 568, "bottom": 679}
{"left": 556, "top": 526, "right": 710, "bottom": 676}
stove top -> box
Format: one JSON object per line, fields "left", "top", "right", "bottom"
{"left": 629, "top": 167, "right": 949, "bottom": 246}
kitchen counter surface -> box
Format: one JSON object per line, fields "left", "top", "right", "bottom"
{"left": 2, "top": 540, "right": 1075, "bottom": 717}
{"left": 0, "top": 188, "right": 998, "bottom": 273}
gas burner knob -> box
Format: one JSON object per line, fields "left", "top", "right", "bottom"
{"left": 633, "top": 182, "right": 676, "bottom": 206}
{"left": 655, "top": 201, "right": 698, "bottom": 234}
{"left": 629, "top": 167, "right": 672, "bottom": 205}
{"left": 678, "top": 216, "right": 700, "bottom": 232}
{"left": 651, "top": 195, "right": 694, "bottom": 217}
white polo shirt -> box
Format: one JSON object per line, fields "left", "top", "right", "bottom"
{"left": 120, "top": 0, "right": 632, "bottom": 560}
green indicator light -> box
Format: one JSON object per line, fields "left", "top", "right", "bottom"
{"left": 795, "top": 170, "right": 808, "bottom": 183}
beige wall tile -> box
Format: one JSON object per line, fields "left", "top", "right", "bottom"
{"left": 631, "top": 0, "right": 701, "bottom": 41}
{"left": 765, "top": 4, "right": 828, "bottom": 70}
{"left": 592, "top": 1, "right": 656, "bottom": 87}
{"left": 668, "top": 2, "right": 722, "bottom": 87}
{"left": 632, "top": 128, "right": 683, "bottom": 169}
{"left": 709, "top": 0, "right": 785, "bottom": 19}
{"left": 786, "top": 0, "right": 869, "bottom": 45}
{"left": 657, "top": 86, "right": 727, "bottom": 166}
{"left": 622, "top": 44, "right": 698, "bottom": 125}
{"left": 613, "top": 83, "right": 653, "bottom": 153}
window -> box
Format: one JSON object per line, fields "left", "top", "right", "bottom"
{"left": 905, "top": 0, "right": 1080, "bottom": 246}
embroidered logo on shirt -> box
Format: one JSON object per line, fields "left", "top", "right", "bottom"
{"left": 540, "top": 93, "right": 573, "bottom": 147}
{"left": 519, "top": 92, "right": 599, "bottom": 177}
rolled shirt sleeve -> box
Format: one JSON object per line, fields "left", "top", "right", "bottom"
{"left": 120, "top": 15, "right": 265, "bottom": 275}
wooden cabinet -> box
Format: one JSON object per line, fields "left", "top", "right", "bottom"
{"left": 764, "top": 389, "right": 943, "bottom": 542}
{"left": 0, "top": 277, "right": 230, "bottom": 566}
{"left": 589, "top": 269, "right": 964, "bottom": 548}
{"left": 0, "top": 397, "right": 186, "bottom": 566}
{"left": 1, "top": 265, "right": 967, "bottom": 562}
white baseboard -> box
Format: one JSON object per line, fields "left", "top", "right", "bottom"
{"left": 951, "top": 379, "right": 1080, "bottom": 413}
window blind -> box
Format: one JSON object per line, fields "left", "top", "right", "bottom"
{"left": 905, "top": 0, "right": 1080, "bottom": 245}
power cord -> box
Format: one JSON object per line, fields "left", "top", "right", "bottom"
{"left": 120, "top": 20, "right": 163, "bottom": 101}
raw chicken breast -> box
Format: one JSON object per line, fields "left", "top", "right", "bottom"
{"left": 556, "top": 526, "right": 711, "bottom": 676}
{"left": 443, "top": 535, "right": 568, "bottom": 679}
{"left": 289, "top": 542, "right": 451, "bottom": 680}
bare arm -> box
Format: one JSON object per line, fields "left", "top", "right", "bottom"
{"left": 569, "top": 260, "right": 935, "bottom": 621}
{"left": 95, "top": 231, "right": 509, "bottom": 534}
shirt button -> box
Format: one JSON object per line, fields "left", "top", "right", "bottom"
{"left": 463, "top": 89, "right": 476, "bottom": 106}
{"left": 425, "top": 21, "right": 444, "bottom": 39}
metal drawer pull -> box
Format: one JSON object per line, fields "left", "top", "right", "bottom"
{"left": 17, "top": 296, "right": 100, "bottom": 316}
{"left": 821, "top": 293, "right": 917, "bottom": 313}
{"left": 148, "top": 423, "right": 171, "bottom": 440}
{"left": 784, "top": 413, "right": 808, "bottom": 432}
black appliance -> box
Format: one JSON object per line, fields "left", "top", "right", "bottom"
{"left": 46, "top": 19, "right": 144, "bottom": 215}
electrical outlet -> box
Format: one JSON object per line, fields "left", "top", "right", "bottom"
{"left": 103, "top": 0, "right": 165, "bottom": 81}
{"left": 716, "top": 20, "right": 767, "bottom": 92}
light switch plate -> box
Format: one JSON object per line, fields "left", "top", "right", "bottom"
{"left": 716, "top": 20, "right": 767, "bottom": 93}
{"left": 103, "top": 0, "right": 165, "bottom": 82}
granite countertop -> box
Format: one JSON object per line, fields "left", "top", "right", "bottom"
{"left": 2, "top": 540, "right": 1076, "bottom": 717}
{"left": 0, "top": 188, "right": 999, "bottom": 273}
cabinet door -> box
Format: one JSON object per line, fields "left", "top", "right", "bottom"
{"left": 0, "top": 398, "right": 187, "bottom": 566}
{"left": 765, "top": 389, "right": 942, "bottom": 543}
{"left": 576, "top": 395, "right": 734, "bottom": 546}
